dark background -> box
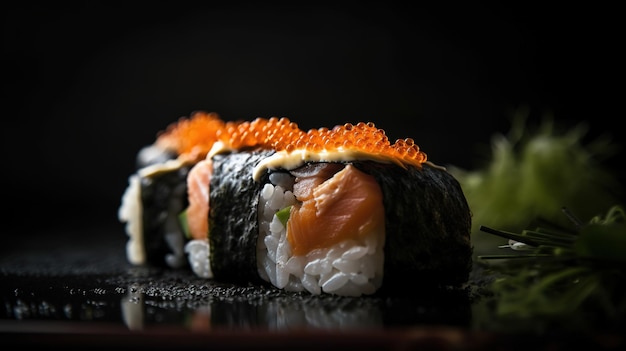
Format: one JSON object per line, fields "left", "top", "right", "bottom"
{"left": 3, "top": 2, "right": 624, "bottom": 233}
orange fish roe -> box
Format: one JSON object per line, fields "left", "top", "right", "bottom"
{"left": 156, "top": 113, "right": 427, "bottom": 167}
{"left": 156, "top": 111, "right": 226, "bottom": 162}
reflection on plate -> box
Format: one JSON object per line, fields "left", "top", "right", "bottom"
{"left": 2, "top": 267, "right": 472, "bottom": 331}
{"left": 1, "top": 228, "right": 624, "bottom": 350}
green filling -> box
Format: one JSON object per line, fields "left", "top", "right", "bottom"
{"left": 276, "top": 206, "right": 292, "bottom": 227}
{"left": 178, "top": 209, "right": 191, "bottom": 239}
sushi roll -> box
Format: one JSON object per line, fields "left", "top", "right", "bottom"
{"left": 118, "top": 112, "right": 225, "bottom": 267}
{"left": 119, "top": 113, "right": 473, "bottom": 296}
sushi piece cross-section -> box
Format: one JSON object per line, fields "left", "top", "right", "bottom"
{"left": 119, "top": 112, "right": 473, "bottom": 296}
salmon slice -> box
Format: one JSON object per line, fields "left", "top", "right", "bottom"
{"left": 290, "top": 163, "right": 345, "bottom": 201}
{"left": 186, "top": 158, "right": 213, "bottom": 240}
{"left": 287, "top": 164, "right": 385, "bottom": 256}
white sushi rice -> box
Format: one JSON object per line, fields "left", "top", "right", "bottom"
{"left": 118, "top": 174, "right": 145, "bottom": 265}
{"left": 256, "top": 172, "right": 385, "bottom": 297}
{"left": 185, "top": 239, "right": 213, "bottom": 278}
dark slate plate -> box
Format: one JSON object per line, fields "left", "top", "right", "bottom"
{"left": 1, "top": 226, "right": 622, "bottom": 350}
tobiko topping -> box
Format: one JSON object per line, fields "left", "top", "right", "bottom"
{"left": 155, "top": 113, "right": 428, "bottom": 167}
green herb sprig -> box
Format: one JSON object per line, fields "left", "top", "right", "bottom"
{"left": 475, "top": 205, "right": 626, "bottom": 331}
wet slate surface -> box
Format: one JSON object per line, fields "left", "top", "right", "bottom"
{"left": 1, "top": 226, "right": 623, "bottom": 350}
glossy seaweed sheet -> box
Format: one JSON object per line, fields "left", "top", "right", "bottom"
{"left": 354, "top": 161, "right": 472, "bottom": 294}
{"left": 140, "top": 164, "right": 191, "bottom": 267}
{"left": 208, "top": 149, "right": 274, "bottom": 283}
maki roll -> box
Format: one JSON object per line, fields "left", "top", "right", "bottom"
{"left": 119, "top": 113, "right": 473, "bottom": 296}
{"left": 118, "top": 112, "right": 225, "bottom": 267}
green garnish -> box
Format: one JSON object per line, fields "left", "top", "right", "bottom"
{"left": 447, "top": 110, "right": 625, "bottom": 331}
{"left": 575, "top": 206, "right": 626, "bottom": 262}
{"left": 178, "top": 209, "right": 191, "bottom": 239}
{"left": 448, "top": 111, "right": 622, "bottom": 255}
{"left": 275, "top": 206, "right": 292, "bottom": 226}
{"left": 479, "top": 206, "right": 626, "bottom": 262}
{"left": 475, "top": 205, "right": 626, "bottom": 330}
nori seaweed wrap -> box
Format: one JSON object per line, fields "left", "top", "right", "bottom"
{"left": 208, "top": 149, "right": 274, "bottom": 283}
{"left": 119, "top": 145, "right": 192, "bottom": 268}
{"left": 354, "top": 161, "right": 472, "bottom": 293}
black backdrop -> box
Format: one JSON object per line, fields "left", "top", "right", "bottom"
{"left": 3, "top": 2, "right": 624, "bottom": 232}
